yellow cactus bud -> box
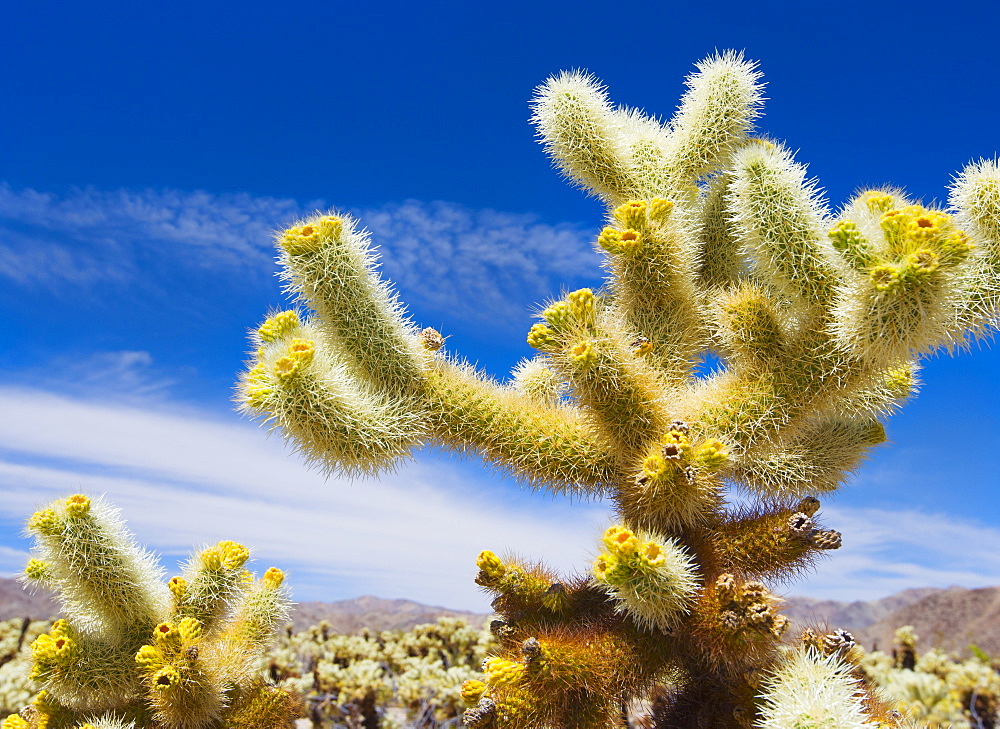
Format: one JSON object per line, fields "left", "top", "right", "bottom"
{"left": 569, "top": 340, "right": 597, "bottom": 369}
{"left": 618, "top": 228, "right": 643, "bottom": 254}
{"left": 31, "top": 632, "right": 77, "bottom": 663}
{"left": 258, "top": 310, "right": 300, "bottom": 343}
{"left": 526, "top": 323, "right": 559, "bottom": 351}
{"left": 64, "top": 494, "right": 90, "bottom": 518}
{"left": 27, "top": 508, "right": 60, "bottom": 536}
{"left": 476, "top": 550, "right": 506, "bottom": 581}
{"left": 178, "top": 617, "right": 202, "bottom": 642}
{"left": 461, "top": 679, "right": 488, "bottom": 705}
{"left": 280, "top": 223, "right": 323, "bottom": 255}
{"left": 649, "top": 197, "right": 675, "bottom": 222}
{"left": 218, "top": 540, "right": 250, "bottom": 569}
{"left": 151, "top": 664, "right": 182, "bottom": 691}
{"left": 863, "top": 191, "right": 895, "bottom": 213}
{"left": 603, "top": 526, "right": 639, "bottom": 555}
{"left": 870, "top": 264, "right": 902, "bottom": 292}
{"left": 168, "top": 576, "right": 188, "bottom": 601}
{"left": 50, "top": 619, "right": 70, "bottom": 638}
{"left": 638, "top": 541, "right": 666, "bottom": 569}
{"left": 1, "top": 716, "right": 30, "bottom": 729}
{"left": 154, "top": 622, "right": 181, "bottom": 650}
{"left": 694, "top": 439, "right": 729, "bottom": 470}
{"left": 566, "top": 288, "right": 596, "bottom": 326}
{"left": 905, "top": 248, "right": 940, "bottom": 277}
{"left": 597, "top": 226, "right": 623, "bottom": 253}
{"left": 642, "top": 454, "right": 671, "bottom": 480}
{"left": 613, "top": 200, "right": 647, "bottom": 229}
{"left": 542, "top": 302, "right": 572, "bottom": 330}
{"left": 262, "top": 566, "right": 285, "bottom": 589}
{"left": 593, "top": 552, "right": 617, "bottom": 580}
{"left": 136, "top": 644, "right": 166, "bottom": 668}
{"left": 483, "top": 657, "right": 525, "bottom": 687}
{"left": 24, "top": 558, "right": 50, "bottom": 581}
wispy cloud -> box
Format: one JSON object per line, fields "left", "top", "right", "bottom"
{"left": 0, "top": 183, "right": 599, "bottom": 325}
{"left": 0, "top": 385, "right": 609, "bottom": 611}
{"left": 1, "top": 382, "right": 997, "bottom": 610}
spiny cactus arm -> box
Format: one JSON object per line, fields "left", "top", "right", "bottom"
{"left": 730, "top": 414, "right": 886, "bottom": 498}
{"left": 527, "top": 288, "right": 671, "bottom": 457}
{"left": 661, "top": 51, "right": 764, "bottom": 196}
{"left": 711, "top": 499, "right": 842, "bottom": 581}
{"left": 727, "top": 141, "right": 838, "bottom": 314}
{"left": 22, "top": 496, "right": 168, "bottom": 638}
{"left": 277, "top": 213, "right": 428, "bottom": 398}
{"left": 29, "top": 627, "right": 142, "bottom": 712}
{"left": 617, "top": 107, "right": 674, "bottom": 199}
{"left": 423, "top": 358, "right": 618, "bottom": 494}
{"left": 530, "top": 71, "right": 639, "bottom": 204}
{"left": 827, "top": 190, "right": 979, "bottom": 367}
{"left": 172, "top": 541, "right": 252, "bottom": 633}
{"left": 696, "top": 173, "right": 746, "bottom": 289}
{"left": 238, "top": 320, "right": 426, "bottom": 475}
{"left": 597, "top": 198, "right": 705, "bottom": 380}
{"left": 950, "top": 158, "right": 1000, "bottom": 336}
{"left": 224, "top": 567, "right": 291, "bottom": 648}
{"left": 709, "top": 281, "right": 789, "bottom": 371}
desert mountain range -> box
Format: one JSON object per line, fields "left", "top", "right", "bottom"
{"left": 2, "top": 578, "right": 997, "bottom": 656}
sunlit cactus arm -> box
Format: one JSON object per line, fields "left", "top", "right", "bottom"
{"left": 277, "top": 213, "right": 429, "bottom": 399}
{"left": 530, "top": 71, "right": 639, "bottom": 204}
{"left": 597, "top": 198, "right": 705, "bottom": 380}
{"left": 172, "top": 541, "right": 252, "bottom": 633}
{"left": 238, "top": 318, "right": 427, "bottom": 475}
{"left": 660, "top": 52, "right": 764, "bottom": 196}
{"left": 728, "top": 142, "right": 838, "bottom": 314}
{"left": 224, "top": 567, "right": 291, "bottom": 648}
{"left": 28, "top": 626, "right": 142, "bottom": 712}
{"left": 950, "top": 158, "right": 1000, "bottom": 337}
{"left": 22, "top": 496, "right": 167, "bottom": 639}
{"left": 527, "top": 287, "right": 671, "bottom": 457}
{"left": 827, "top": 190, "right": 979, "bottom": 366}
{"left": 730, "top": 414, "right": 886, "bottom": 498}
{"left": 423, "top": 358, "right": 618, "bottom": 494}
{"left": 711, "top": 498, "right": 842, "bottom": 581}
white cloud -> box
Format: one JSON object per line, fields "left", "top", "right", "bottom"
{"left": 2, "top": 385, "right": 997, "bottom": 612}
{"left": 0, "top": 386, "right": 609, "bottom": 611}
{"left": 0, "top": 183, "right": 599, "bottom": 325}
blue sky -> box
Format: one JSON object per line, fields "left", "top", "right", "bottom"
{"left": 1, "top": 1, "right": 998, "bottom": 611}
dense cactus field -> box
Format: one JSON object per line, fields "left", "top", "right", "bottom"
{"left": 1, "top": 616, "right": 997, "bottom": 728}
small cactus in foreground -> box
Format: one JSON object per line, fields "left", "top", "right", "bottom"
{"left": 8, "top": 495, "right": 298, "bottom": 729}
{"left": 238, "top": 52, "right": 1000, "bottom": 727}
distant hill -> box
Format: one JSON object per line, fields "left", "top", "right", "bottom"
{"left": 1, "top": 577, "right": 996, "bottom": 653}
{"left": 782, "top": 587, "right": 942, "bottom": 634}
{"left": 290, "top": 595, "right": 491, "bottom": 633}
{"left": 0, "top": 577, "right": 58, "bottom": 621}
{"left": 854, "top": 586, "right": 1000, "bottom": 656}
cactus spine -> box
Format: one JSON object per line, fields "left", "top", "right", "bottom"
{"left": 8, "top": 495, "right": 297, "bottom": 729}
{"left": 238, "top": 52, "right": 999, "bottom": 728}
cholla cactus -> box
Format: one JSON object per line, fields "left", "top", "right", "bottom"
{"left": 238, "top": 52, "right": 1000, "bottom": 728}
{"left": 6, "top": 495, "right": 297, "bottom": 729}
